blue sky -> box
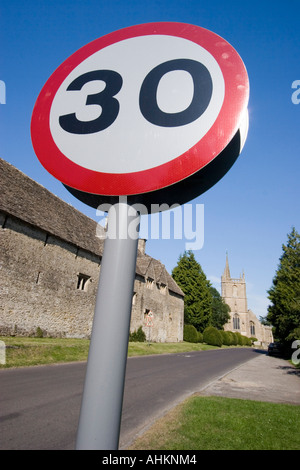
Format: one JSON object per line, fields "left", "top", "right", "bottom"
{"left": 1, "top": 0, "right": 299, "bottom": 319}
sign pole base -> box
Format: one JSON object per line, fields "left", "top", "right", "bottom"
{"left": 76, "top": 200, "right": 140, "bottom": 450}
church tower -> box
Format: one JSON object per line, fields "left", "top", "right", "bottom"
{"left": 221, "top": 253, "right": 248, "bottom": 335}
{"left": 220, "top": 253, "right": 273, "bottom": 345}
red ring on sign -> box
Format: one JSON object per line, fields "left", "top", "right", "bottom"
{"left": 31, "top": 22, "right": 249, "bottom": 196}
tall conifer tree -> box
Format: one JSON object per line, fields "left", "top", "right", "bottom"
{"left": 210, "top": 287, "right": 231, "bottom": 330}
{"left": 267, "top": 227, "right": 300, "bottom": 343}
{"left": 172, "top": 251, "right": 212, "bottom": 331}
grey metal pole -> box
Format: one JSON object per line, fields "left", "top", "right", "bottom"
{"left": 76, "top": 200, "right": 140, "bottom": 450}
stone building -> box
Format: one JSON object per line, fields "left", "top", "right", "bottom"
{"left": 0, "top": 158, "right": 184, "bottom": 342}
{"left": 221, "top": 254, "right": 273, "bottom": 347}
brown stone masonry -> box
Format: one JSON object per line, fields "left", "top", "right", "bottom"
{"left": 0, "top": 158, "right": 184, "bottom": 341}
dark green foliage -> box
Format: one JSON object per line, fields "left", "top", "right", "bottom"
{"left": 129, "top": 326, "right": 146, "bottom": 342}
{"left": 172, "top": 251, "right": 213, "bottom": 331}
{"left": 286, "top": 327, "right": 300, "bottom": 342}
{"left": 243, "top": 336, "right": 252, "bottom": 346}
{"left": 203, "top": 326, "right": 223, "bottom": 347}
{"left": 259, "top": 316, "right": 272, "bottom": 326}
{"left": 235, "top": 332, "right": 244, "bottom": 346}
{"left": 222, "top": 331, "right": 238, "bottom": 346}
{"left": 250, "top": 337, "right": 258, "bottom": 345}
{"left": 36, "top": 327, "right": 44, "bottom": 338}
{"left": 210, "top": 287, "right": 231, "bottom": 329}
{"left": 229, "top": 331, "right": 238, "bottom": 346}
{"left": 183, "top": 324, "right": 199, "bottom": 343}
{"left": 220, "top": 330, "right": 252, "bottom": 347}
{"left": 197, "top": 331, "right": 203, "bottom": 343}
{"left": 267, "top": 228, "right": 300, "bottom": 345}
{"left": 220, "top": 330, "right": 231, "bottom": 346}
{"left": 237, "top": 333, "right": 251, "bottom": 346}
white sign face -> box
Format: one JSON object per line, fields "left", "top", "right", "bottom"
{"left": 50, "top": 35, "right": 224, "bottom": 174}
{"left": 31, "top": 22, "right": 249, "bottom": 197}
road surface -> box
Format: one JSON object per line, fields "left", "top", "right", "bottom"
{"left": 0, "top": 348, "right": 257, "bottom": 450}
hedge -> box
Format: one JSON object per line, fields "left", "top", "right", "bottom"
{"left": 183, "top": 324, "right": 253, "bottom": 348}
{"left": 197, "top": 331, "right": 203, "bottom": 343}
{"left": 228, "top": 331, "right": 238, "bottom": 345}
{"left": 235, "top": 332, "right": 244, "bottom": 346}
{"left": 183, "top": 324, "right": 199, "bottom": 343}
{"left": 220, "top": 330, "right": 231, "bottom": 346}
{"left": 203, "top": 326, "right": 223, "bottom": 347}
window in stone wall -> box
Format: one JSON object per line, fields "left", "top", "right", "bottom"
{"left": 132, "top": 292, "right": 137, "bottom": 305}
{"left": 158, "top": 283, "right": 167, "bottom": 295}
{"left": 250, "top": 321, "right": 255, "bottom": 336}
{"left": 233, "top": 313, "right": 240, "bottom": 330}
{"left": 146, "top": 277, "right": 154, "bottom": 289}
{"left": 144, "top": 308, "right": 151, "bottom": 321}
{"left": 77, "top": 273, "right": 90, "bottom": 291}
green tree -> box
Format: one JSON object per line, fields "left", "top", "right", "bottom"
{"left": 172, "top": 251, "right": 212, "bottom": 331}
{"left": 267, "top": 227, "right": 300, "bottom": 345}
{"left": 259, "top": 315, "right": 272, "bottom": 326}
{"left": 210, "top": 287, "right": 231, "bottom": 330}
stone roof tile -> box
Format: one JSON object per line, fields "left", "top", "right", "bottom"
{"left": 0, "top": 158, "right": 105, "bottom": 256}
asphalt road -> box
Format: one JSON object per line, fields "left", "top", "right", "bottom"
{"left": 0, "top": 348, "right": 257, "bottom": 450}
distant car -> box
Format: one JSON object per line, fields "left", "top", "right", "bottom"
{"left": 268, "top": 342, "right": 283, "bottom": 356}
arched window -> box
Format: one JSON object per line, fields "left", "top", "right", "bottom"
{"left": 250, "top": 321, "right": 255, "bottom": 336}
{"left": 146, "top": 277, "right": 154, "bottom": 289}
{"left": 77, "top": 273, "right": 90, "bottom": 291}
{"left": 233, "top": 314, "right": 240, "bottom": 330}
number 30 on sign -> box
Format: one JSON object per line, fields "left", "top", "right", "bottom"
{"left": 31, "top": 22, "right": 249, "bottom": 201}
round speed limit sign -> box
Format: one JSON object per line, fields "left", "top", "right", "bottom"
{"left": 31, "top": 22, "right": 249, "bottom": 208}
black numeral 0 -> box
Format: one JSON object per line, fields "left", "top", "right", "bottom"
{"left": 139, "top": 59, "right": 213, "bottom": 127}
{"left": 59, "top": 59, "right": 213, "bottom": 134}
{"left": 59, "top": 70, "right": 123, "bottom": 134}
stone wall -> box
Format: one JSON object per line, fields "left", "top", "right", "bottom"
{"left": 0, "top": 158, "right": 184, "bottom": 342}
{"left": 0, "top": 212, "right": 184, "bottom": 341}
{"left": 131, "top": 275, "right": 184, "bottom": 343}
{"left": 0, "top": 214, "right": 100, "bottom": 338}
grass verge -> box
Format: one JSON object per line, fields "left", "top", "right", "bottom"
{"left": 0, "top": 336, "right": 226, "bottom": 368}
{"left": 0, "top": 336, "right": 90, "bottom": 368}
{"left": 129, "top": 395, "right": 300, "bottom": 450}
{"left": 127, "top": 341, "right": 221, "bottom": 357}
